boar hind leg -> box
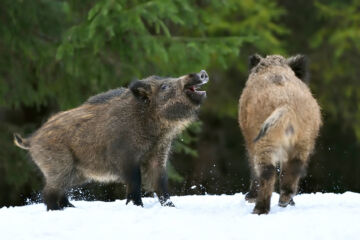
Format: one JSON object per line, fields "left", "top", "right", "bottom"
{"left": 43, "top": 187, "right": 64, "bottom": 211}
{"left": 125, "top": 165, "right": 143, "bottom": 207}
{"left": 36, "top": 151, "right": 77, "bottom": 210}
{"left": 245, "top": 169, "right": 259, "bottom": 203}
{"left": 279, "top": 158, "right": 306, "bottom": 207}
{"left": 43, "top": 178, "right": 74, "bottom": 211}
{"left": 253, "top": 161, "right": 276, "bottom": 215}
{"left": 43, "top": 177, "right": 74, "bottom": 211}
{"left": 245, "top": 178, "right": 259, "bottom": 203}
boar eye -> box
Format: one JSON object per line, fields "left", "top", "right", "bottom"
{"left": 160, "top": 84, "right": 169, "bottom": 90}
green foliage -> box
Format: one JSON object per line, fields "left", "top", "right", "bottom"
{"left": 9, "top": 0, "right": 360, "bottom": 203}
{"left": 204, "top": 0, "right": 287, "bottom": 53}
{"left": 167, "top": 162, "right": 184, "bottom": 183}
{"left": 0, "top": 0, "right": 287, "bottom": 200}
{"left": 0, "top": 0, "right": 68, "bottom": 109}
{"left": 313, "top": 1, "right": 360, "bottom": 57}
{"left": 311, "top": 0, "right": 360, "bottom": 140}
{"left": 197, "top": 0, "right": 287, "bottom": 118}
{"left": 173, "top": 121, "right": 203, "bottom": 158}
{"left": 55, "top": 0, "right": 262, "bottom": 108}
{"left": 1, "top": 0, "right": 286, "bottom": 110}
{"left": 0, "top": 122, "right": 42, "bottom": 205}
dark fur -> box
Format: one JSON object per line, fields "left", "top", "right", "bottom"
{"left": 249, "top": 54, "right": 262, "bottom": 70}
{"left": 250, "top": 53, "right": 309, "bottom": 84}
{"left": 286, "top": 55, "right": 309, "bottom": 84}
{"left": 253, "top": 122, "right": 271, "bottom": 142}
{"left": 14, "top": 71, "right": 208, "bottom": 210}
{"left": 86, "top": 88, "right": 126, "bottom": 104}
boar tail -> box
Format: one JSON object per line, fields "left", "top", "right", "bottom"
{"left": 13, "top": 133, "right": 31, "bottom": 150}
{"left": 253, "top": 106, "right": 290, "bottom": 142}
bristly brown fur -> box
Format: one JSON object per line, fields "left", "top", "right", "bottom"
{"left": 14, "top": 71, "right": 209, "bottom": 210}
{"left": 238, "top": 54, "right": 322, "bottom": 214}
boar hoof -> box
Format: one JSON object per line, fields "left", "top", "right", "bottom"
{"left": 126, "top": 196, "right": 144, "bottom": 207}
{"left": 245, "top": 192, "right": 257, "bottom": 203}
{"left": 162, "top": 200, "right": 175, "bottom": 207}
{"left": 46, "top": 204, "right": 63, "bottom": 211}
{"left": 59, "top": 196, "right": 74, "bottom": 208}
{"left": 252, "top": 207, "right": 270, "bottom": 215}
{"left": 278, "top": 195, "right": 295, "bottom": 207}
{"left": 159, "top": 196, "right": 175, "bottom": 207}
{"left": 61, "top": 201, "right": 75, "bottom": 208}
{"left": 252, "top": 203, "right": 270, "bottom": 215}
{"left": 44, "top": 190, "right": 66, "bottom": 211}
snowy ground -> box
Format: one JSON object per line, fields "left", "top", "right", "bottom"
{"left": 1, "top": 192, "right": 359, "bottom": 240}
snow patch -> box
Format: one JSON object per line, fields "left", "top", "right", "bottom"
{"left": 1, "top": 192, "right": 359, "bottom": 240}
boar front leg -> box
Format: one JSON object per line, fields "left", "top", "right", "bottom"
{"left": 245, "top": 177, "right": 259, "bottom": 203}
{"left": 142, "top": 144, "right": 175, "bottom": 207}
{"left": 253, "top": 154, "right": 277, "bottom": 215}
{"left": 125, "top": 164, "right": 143, "bottom": 207}
{"left": 245, "top": 164, "right": 259, "bottom": 203}
{"left": 279, "top": 158, "right": 306, "bottom": 207}
{"left": 155, "top": 168, "right": 175, "bottom": 207}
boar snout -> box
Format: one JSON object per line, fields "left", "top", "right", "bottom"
{"left": 184, "top": 70, "right": 209, "bottom": 105}
{"left": 197, "top": 70, "right": 209, "bottom": 84}
{"left": 184, "top": 70, "right": 209, "bottom": 86}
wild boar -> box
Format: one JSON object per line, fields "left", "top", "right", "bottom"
{"left": 14, "top": 70, "right": 209, "bottom": 210}
{"left": 238, "top": 54, "right": 321, "bottom": 214}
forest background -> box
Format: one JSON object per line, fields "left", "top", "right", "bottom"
{"left": 1, "top": 0, "right": 359, "bottom": 207}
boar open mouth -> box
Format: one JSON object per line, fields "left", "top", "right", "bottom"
{"left": 185, "top": 83, "right": 206, "bottom": 95}
{"left": 184, "top": 70, "right": 208, "bottom": 105}
{"left": 185, "top": 85, "right": 206, "bottom": 105}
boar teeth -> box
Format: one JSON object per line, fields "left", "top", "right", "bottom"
{"left": 186, "top": 84, "right": 202, "bottom": 92}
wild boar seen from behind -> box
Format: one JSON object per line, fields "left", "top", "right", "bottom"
{"left": 14, "top": 70, "right": 209, "bottom": 210}
{"left": 238, "top": 54, "right": 321, "bottom": 214}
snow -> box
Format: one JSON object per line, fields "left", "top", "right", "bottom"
{"left": 1, "top": 192, "right": 360, "bottom": 240}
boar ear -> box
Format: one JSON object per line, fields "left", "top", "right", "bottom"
{"left": 249, "top": 54, "right": 262, "bottom": 70}
{"left": 287, "top": 55, "right": 309, "bottom": 83}
{"left": 130, "top": 81, "right": 152, "bottom": 102}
